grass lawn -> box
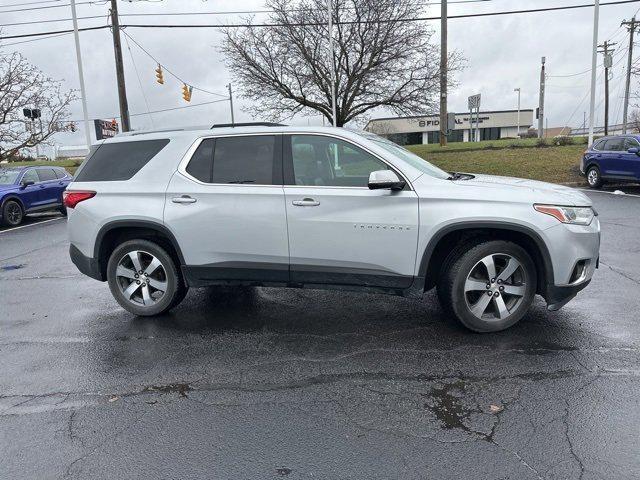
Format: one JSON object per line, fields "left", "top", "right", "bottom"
{"left": 2, "top": 159, "right": 80, "bottom": 175}
{"left": 407, "top": 141, "right": 586, "bottom": 184}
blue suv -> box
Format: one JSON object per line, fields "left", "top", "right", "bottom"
{"left": 581, "top": 135, "right": 640, "bottom": 188}
{"left": 0, "top": 166, "right": 72, "bottom": 227}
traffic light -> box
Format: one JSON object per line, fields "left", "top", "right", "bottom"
{"left": 182, "top": 84, "right": 192, "bottom": 102}
{"left": 155, "top": 64, "right": 164, "bottom": 85}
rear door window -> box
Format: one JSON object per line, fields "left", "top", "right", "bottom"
{"left": 36, "top": 168, "right": 57, "bottom": 182}
{"left": 211, "top": 135, "right": 279, "bottom": 185}
{"left": 54, "top": 168, "right": 68, "bottom": 179}
{"left": 74, "top": 139, "right": 169, "bottom": 182}
{"left": 603, "top": 138, "right": 625, "bottom": 151}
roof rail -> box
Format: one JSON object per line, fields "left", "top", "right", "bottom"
{"left": 210, "top": 122, "right": 286, "bottom": 129}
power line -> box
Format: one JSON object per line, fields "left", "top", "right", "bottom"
{"left": 0, "top": 24, "right": 108, "bottom": 40}
{"left": 121, "top": 30, "right": 229, "bottom": 98}
{"left": 0, "top": 1, "right": 98, "bottom": 13}
{"left": 68, "top": 98, "right": 230, "bottom": 123}
{"left": 2, "top": 0, "right": 639, "bottom": 36}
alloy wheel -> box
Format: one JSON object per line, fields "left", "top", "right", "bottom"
{"left": 115, "top": 250, "right": 168, "bottom": 306}
{"left": 6, "top": 202, "right": 22, "bottom": 225}
{"left": 587, "top": 169, "right": 598, "bottom": 186}
{"left": 464, "top": 253, "right": 527, "bottom": 321}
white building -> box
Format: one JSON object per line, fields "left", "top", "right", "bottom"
{"left": 365, "top": 109, "right": 534, "bottom": 145}
{"left": 56, "top": 145, "right": 90, "bottom": 160}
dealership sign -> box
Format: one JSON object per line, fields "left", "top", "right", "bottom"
{"left": 94, "top": 119, "right": 119, "bottom": 140}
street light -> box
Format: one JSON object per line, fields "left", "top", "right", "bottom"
{"left": 514, "top": 88, "right": 521, "bottom": 138}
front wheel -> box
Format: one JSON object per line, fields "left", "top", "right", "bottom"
{"left": 2, "top": 200, "right": 24, "bottom": 227}
{"left": 437, "top": 240, "right": 537, "bottom": 332}
{"left": 107, "top": 239, "right": 187, "bottom": 316}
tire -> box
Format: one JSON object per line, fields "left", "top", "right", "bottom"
{"left": 437, "top": 240, "right": 537, "bottom": 333}
{"left": 2, "top": 199, "right": 24, "bottom": 227}
{"left": 586, "top": 165, "right": 603, "bottom": 189}
{"left": 107, "top": 239, "right": 187, "bottom": 316}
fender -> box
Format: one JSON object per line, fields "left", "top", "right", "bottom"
{"left": 94, "top": 219, "right": 186, "bottom": 266}
{"left": 418, "top": 220, "right": 555, "bottom": 291}
{"left": 0, "top": 193, "right": 25, "bottom": 213}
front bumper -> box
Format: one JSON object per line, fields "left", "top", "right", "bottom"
{"left": 69, "top": 244, "right": 104, "bottom": 281}
{"left": 546, "top": 279, "right": 592, "bottom": 311}
{"left": 541, "top": 217, "right": 600, "bottom": 310}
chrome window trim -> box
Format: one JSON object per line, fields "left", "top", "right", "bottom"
{"left": 176, "top": 131, "right": 414, "bottom": 190}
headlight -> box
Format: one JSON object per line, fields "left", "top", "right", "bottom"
{"left": 534, "top": 204, "right": 595, "bottom": 225}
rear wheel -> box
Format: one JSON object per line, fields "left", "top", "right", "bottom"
{"left": 107, "top": 239, "right": 187, "bottom": 316}
{"left": 2, "top": 200, "right": 24, "bottom": 227}
{"left": 586, "top": 165, "right": 603, "bottom": 189}
{"left": 437, "top": 240, "right": 537, "bottom": 332}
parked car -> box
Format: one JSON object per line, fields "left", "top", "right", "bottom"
{"left": 65, "top": 125, "right": 600, "bottom": 332}
{"left": 581, "top": 134, "right": 640, "bottom": 188}
{"left": 0, "top": 166, "right": 71, "bottom": 227}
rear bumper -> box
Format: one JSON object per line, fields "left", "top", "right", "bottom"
{"left": 69, "top": 244, "right": 104, "bottom": 281}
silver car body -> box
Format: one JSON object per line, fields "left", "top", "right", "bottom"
{"left": 67, "top": 126, "right": 600, "bottom": 310}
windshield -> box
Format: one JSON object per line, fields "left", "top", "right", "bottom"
{"left": 354, "top": 131, "right": 450, "bottom": 179}
{"left": 0, "top": 169, "right": 20, "bottom": 185}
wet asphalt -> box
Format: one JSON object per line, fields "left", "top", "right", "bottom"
{"left": 0, "top": 189, "right": 639, "bottom": 480}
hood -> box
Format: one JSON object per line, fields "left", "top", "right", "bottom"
{"left": 0, "top": 183, "right": 19, "bottom": 193}
{"left": 434, "top": 174, "right": 592, "bottom": 206}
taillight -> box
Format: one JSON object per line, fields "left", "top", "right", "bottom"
{"left": 63, "top": 190, "right": 96, "bottom": 209}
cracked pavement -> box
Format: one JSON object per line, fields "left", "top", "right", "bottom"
{"left": 1, "top": 191, "right": 639, "bottom": 479}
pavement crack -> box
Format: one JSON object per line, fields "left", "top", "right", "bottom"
{"left": 599, "top": 261, "right": 640, "bottom": 286}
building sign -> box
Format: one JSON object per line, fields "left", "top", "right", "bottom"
{"left": 468, "top": 94, "right": 481, "bottom": 110}
{"left": 94, "top": 119, "right": 119, "bottom": 140}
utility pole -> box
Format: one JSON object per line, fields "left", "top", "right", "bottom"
{"left": 70, "top": 0, "right": 91, "bottom": 149}
{"left": 439, "top": 0, "right": 448, "bottom": 147}
{"left": 588, "top": 0, "right": 600, "bottom": 146}
{"left": 326, "top": 0, "right": 338, "bottom": 127}
{"left": 538, "top": 57, "right": 546, "bottom": 139}
{"left": 598, "top": 40, "right": 616, "bottom": 136}
{"left": 110, "top": 0, "right": 131, "bottom": 132}
{"left": 514, "top": 88, "right": 521, "bottom": 137}
{"left": 621, "top": 17, "right": 639, "bottom": 133}
{"left": 227, "top": 83, "right": 235, "bottom": 125}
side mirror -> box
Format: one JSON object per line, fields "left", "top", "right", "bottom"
{"left": 20, "top": 180, "right": 35, "bottom": 189}
{"left": 368, "top": 170, "right": 405, "bottom": 191}
{"left": 628, "top": 147, "right": 640, "bottom": 155}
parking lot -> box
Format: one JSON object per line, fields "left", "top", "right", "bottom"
{"left": 1, "top": 188, "right": 639, "bottom": 479}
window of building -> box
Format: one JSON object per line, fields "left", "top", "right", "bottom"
{"left": 426, "top": 130, "right": 464, "bottom": 144}
{"left": 289, "top": 135, "right": 390, "bottom": 187}
{"left": 212, "top": 136, "right": 277, "bottom": 185}
{"left": 480, "top": 127, "right": 501, "bottom": 141}
{"left": 387, "top": 132, "right": 423, "bottom": 146}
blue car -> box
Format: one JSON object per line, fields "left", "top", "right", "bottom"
{"left": 0, "top": 166, "right": 72, "bottom": 227}
{"left": 581, "top": 134, "right": 640, "bottom": 188}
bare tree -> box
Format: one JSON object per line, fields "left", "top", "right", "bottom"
{"left": 222, "top": 0, "right": 462, "bottom": 126}
{"left": 629, "top": 109, "right": 640, "bottom": 133}
{"left": 0, "top": 50, "right": 76, "bottom": 160}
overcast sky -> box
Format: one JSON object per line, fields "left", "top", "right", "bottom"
{"left": 2, "top": 0, "right": 640, "bottom": 151}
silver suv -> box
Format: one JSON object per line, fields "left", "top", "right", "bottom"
{"left": 66, "top": 125, "right": 600, "bottom": 332}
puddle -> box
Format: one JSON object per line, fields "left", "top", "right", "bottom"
{"left": 0, "top": 264, "right": 25, "bottom": 272}
{"left": 424, "top": 381, "right": 477, "bottom": 431}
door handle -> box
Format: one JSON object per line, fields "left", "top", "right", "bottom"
{"left": 172, "top": 195, "right": 197, "bottom": 204}
{"left": 292, "top": 198, "right": 320, "bottom": 207}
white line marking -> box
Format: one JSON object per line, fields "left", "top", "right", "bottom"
{"left": 0, "top": 217, "right": 64, "bottom": 234}
{"left": 579, "top": 189, "right": 640, "bottom": 198}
